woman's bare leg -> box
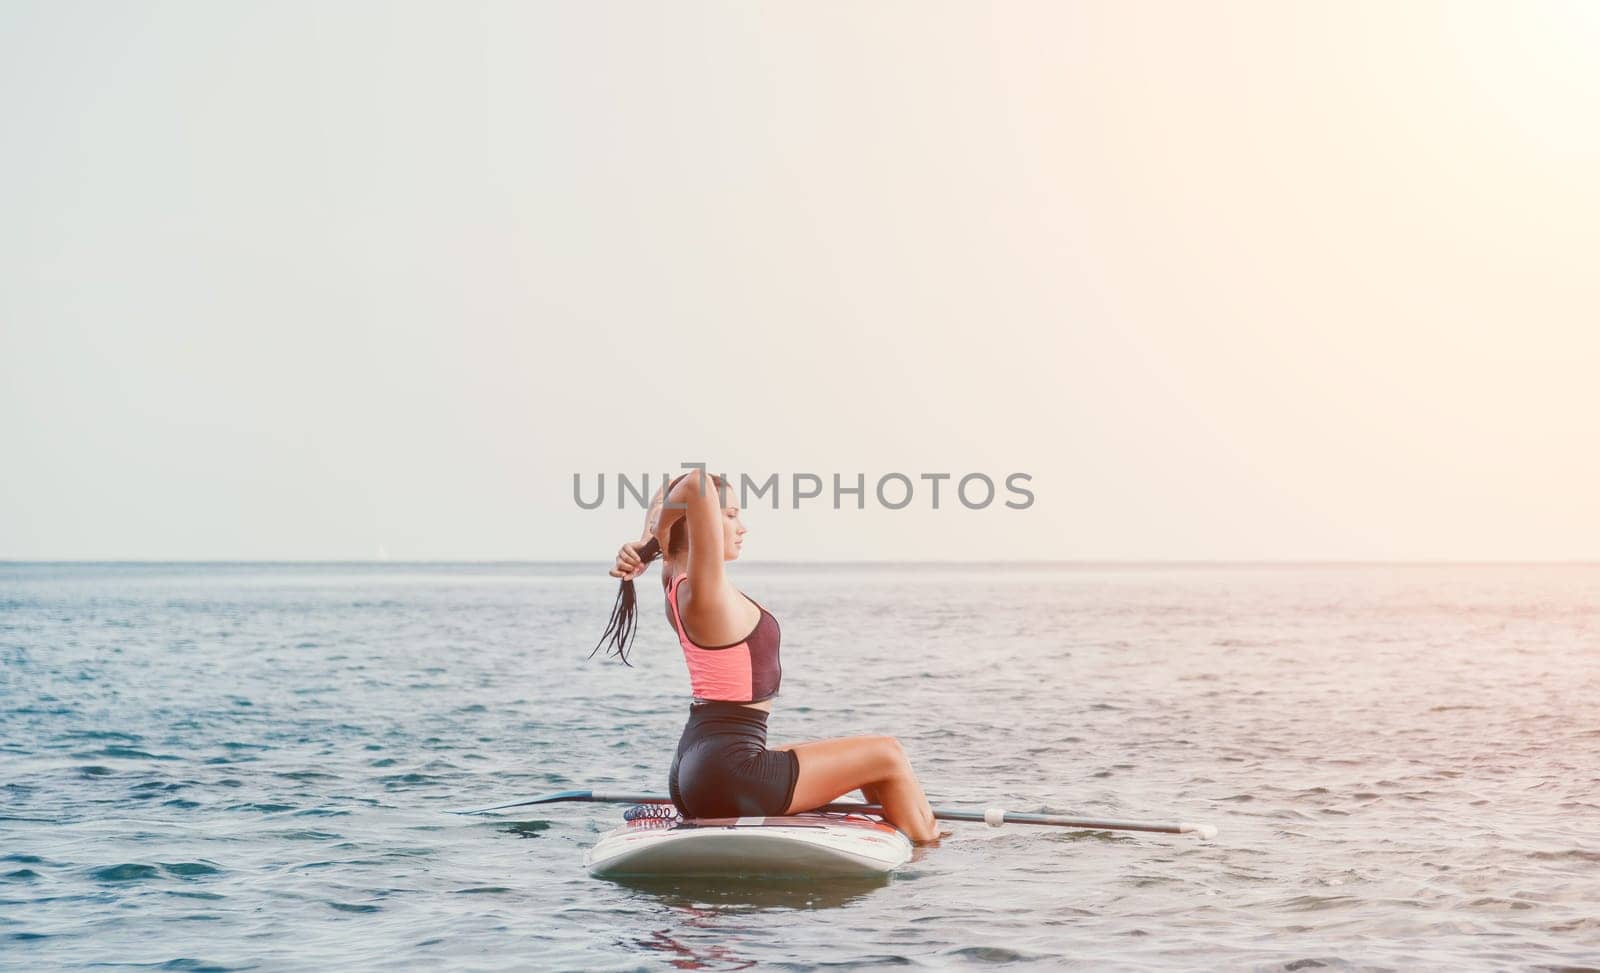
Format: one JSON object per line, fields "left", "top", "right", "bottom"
{"left": 774, "top": 735, "right": 938, "bottom": 842}
{"left": 774, "top": 742, "right": 902, "bottom": 816}
{"left": 771, "top": 742, "right": 895, "bottom": 815}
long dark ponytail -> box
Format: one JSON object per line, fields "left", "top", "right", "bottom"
{"left": 589, "top": 535, "right": 664, "bottom": 666}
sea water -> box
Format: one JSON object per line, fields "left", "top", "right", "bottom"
{"left": 2, "top": 562, "right": 1597, "bottom": 971}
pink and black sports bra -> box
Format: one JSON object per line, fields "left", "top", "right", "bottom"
{"left": 664, "top": 573, "right": 782, "bottom": 704}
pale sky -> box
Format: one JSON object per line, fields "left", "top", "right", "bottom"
{"left": 2, "top": 1, "right": 1597, "bottom": 561}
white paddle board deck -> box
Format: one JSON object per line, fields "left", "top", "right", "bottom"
{"left": 586, "top": 812, "right": 913, "bottom": 879}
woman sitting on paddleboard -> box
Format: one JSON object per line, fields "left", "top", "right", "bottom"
{"left": 592, "top": 469, "right": 939, "bottom": 843}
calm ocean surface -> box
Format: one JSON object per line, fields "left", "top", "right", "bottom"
{"left": 2, "top": 562, "right": 1597, "bottom": 971}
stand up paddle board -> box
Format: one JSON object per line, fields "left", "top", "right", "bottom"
{"left": 449, "top": 790, "right": 1216, "bottom": 881}
{"left": 585, "top": 807, "right": 913, "bottom": 879}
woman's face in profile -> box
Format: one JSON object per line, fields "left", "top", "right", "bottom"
{"left": 722, "top": 498, "right": 746, "bottom": 560}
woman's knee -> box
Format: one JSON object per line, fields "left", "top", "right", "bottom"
{"left": 835, "top": 735, "right": 905, "bottom": 783}
{"left": 873, "top": 735, "right": 911, "bottom": 775}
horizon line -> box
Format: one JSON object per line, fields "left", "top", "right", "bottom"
{"left": 4, "top": 558, "right": 1599, "bottom": 567}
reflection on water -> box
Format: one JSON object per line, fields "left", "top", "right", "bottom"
{"left": 609, "top": 874, "right": 893, "bottom": 910}
{"left": 627, "top": 927, "right": 756, "bottom": 972}
{"left": 611, "top": 877, "right": 896, "bottom": 971}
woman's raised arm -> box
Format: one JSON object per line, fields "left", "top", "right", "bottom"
{"left": 664, "top": 469, "right": 731, "bottom": 601}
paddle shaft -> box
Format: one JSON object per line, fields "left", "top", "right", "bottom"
{"left": 819, "top": 802, "right": 1207, "bottom": 836}
{"left": 449, "top": 790, "right": 667, "bottom": 815}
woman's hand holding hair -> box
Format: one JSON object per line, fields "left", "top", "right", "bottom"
{"left": 610, "top": 540, "right": 646, "bottom": 580}
{"left": 609, "top": 535, "right": 662, "bottom": 580}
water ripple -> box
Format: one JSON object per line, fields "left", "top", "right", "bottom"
{"left": 3, "top": 562, "right": 1598, "bottom": 969}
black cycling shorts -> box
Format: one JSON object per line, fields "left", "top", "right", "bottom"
{"left": 668, "top": 701, "right": 800, "bottom": 818}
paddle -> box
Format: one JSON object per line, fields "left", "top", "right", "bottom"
{"left": 448, "top": 789, "right": 1218, "bottom": 840}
